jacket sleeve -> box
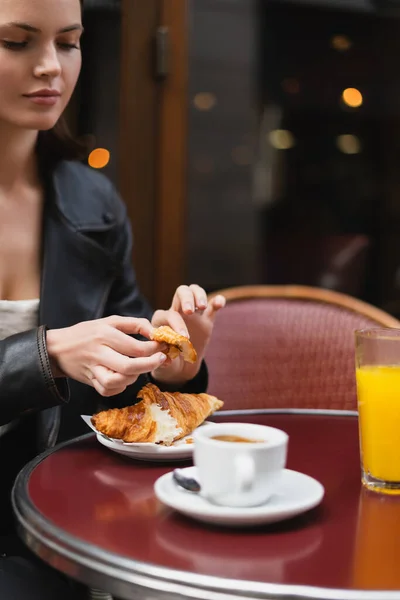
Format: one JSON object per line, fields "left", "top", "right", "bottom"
{"left": 0, "top": 325, "right": 69, "bottom": 426}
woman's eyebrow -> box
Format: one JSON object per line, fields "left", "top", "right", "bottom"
{"left": 58, "top": 24, "right": 84, "bottom": 34}
{"left": 1, "top": 22, "right": 84, "bottom": 34}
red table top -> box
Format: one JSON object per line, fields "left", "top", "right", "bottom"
{"left": 13, "top": 411, "right": 400, "bottom": 600}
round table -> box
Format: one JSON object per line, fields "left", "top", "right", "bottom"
{"left": 12, "top": 410, "right": 400, "bottom": 600}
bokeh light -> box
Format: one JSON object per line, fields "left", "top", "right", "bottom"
{"left": 88, "top": 148, "right": 110, "bottom": 169}
{"left": 342, "top": 88, "right": 363, "bottom": 108}
{"left": 336, "top": 134, "right": 362, "bottom": 154}
{"left": 268, "top": 130, "right": 296, "bottom": 150}
{"left": 193, "top": 92, "right": 217, "bottom": 111}
{"left": 331, "top": 35, "right": 352, "bottom": 51}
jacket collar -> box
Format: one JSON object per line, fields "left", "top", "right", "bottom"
{"left": 50, "top": 160, "right": 118, "bottom": 231}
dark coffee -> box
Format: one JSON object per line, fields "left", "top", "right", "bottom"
{"left": 211, "top": 435, "right": 264, "bottom": 443}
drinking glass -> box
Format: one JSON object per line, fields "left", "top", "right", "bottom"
{"left": 355, "top": 328, "right": 400, "bottom": 494}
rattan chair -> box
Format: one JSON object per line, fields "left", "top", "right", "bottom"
{"left": 206, "top": 285, "right": 400, "bottom": 411}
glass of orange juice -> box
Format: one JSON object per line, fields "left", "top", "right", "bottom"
{"left": 355, "top": 328, "right": 400, "bottom": 494}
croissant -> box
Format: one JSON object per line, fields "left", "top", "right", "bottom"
{"left": 91, "top": 383, "right": 224, "bottom": 445}
{"left": 150, "top": 326, "right": 197, "bottom": 364}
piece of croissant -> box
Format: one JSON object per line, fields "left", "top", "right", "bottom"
{"left": 91, "top": 383, "right": 224, "bottom": 445}
{"left": 150, "top": 325, "right": 197, "bottom": 364}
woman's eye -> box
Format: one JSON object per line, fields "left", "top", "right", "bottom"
{"left": 2, "top": 40, "right": 28, "bottom": 51}
{"left": 58, "top": 42, "right": 80, "bottom": 51}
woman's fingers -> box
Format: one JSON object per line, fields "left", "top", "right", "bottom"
{"left": 188, "top": 284, "right": 208, "bottom": 311}
{"left": 98, "top": 345, "right": 167, "bottom": 378}
{"left": 90, "top": 365, "right": 137, "bottom": 397}
{"left": 172, "top": 284, "right": 211, "bottom": 315}
{"left": 204, "top": 294, "right": 226, "bottom": 320}
{"left": 106, "top": 315, "right": 155, "bottom": 339}
{"left": 105, "top": 325, "right": 165, "bottom": 357}
{"left": 92, "top": 378, "right": 127, "bottom": 398}
{"left": 90, "top": 365, "right": 130, "bottom": 397}
{"left": 153, "top": 309, "right": 189, "bottom": 337}
{"left": 90, "top": 347, "right": 167, "bottom": 396}
{"left": 173, "top": 284, "right": 208, "bottom": 314}
{"left": 172, "top": 285, "right": 195, "bottom": 314}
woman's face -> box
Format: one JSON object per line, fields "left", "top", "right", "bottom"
{"left": 0, "top": 0, "right": 82, "bottom": 132}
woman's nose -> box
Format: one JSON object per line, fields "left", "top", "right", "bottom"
{"left": 33, "top": 46, "right": 62, "bottom": 79}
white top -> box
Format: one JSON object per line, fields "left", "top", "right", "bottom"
{"left": 0, "top": 298, "right": 40, "bottom": 436}
{"left": 0, "top": 298, "right": 40, "bottom": 341}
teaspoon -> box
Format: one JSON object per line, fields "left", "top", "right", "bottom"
{"left": 173, "top": 469, "right": 201, "bottom": 493}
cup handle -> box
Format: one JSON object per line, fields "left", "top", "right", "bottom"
{"left": 234, "top": 454, "right": 255, "bottom": 492}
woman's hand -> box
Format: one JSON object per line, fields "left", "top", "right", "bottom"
{"left": 46, "top": 316, "right": 167, "bottom": 397}
{"left": 151, "top": 284, "right": 225, "bottom": 385}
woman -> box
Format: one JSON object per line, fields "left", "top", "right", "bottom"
{"left": 0, "top": 0, "right": 225, "bottom": 596}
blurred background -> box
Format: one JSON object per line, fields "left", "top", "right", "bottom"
{"left": 72, "top": 0, "right": 400, "bottom": 316}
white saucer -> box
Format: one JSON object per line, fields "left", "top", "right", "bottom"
{"left": 154, "top": 466, "right": 325, "bottom": 526}
{"left": 81, "top": 415, "right": 215, "bottom": 462}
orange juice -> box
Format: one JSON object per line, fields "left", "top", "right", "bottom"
{"left": 356, "top": 365, "right": 400, "bottom": 482}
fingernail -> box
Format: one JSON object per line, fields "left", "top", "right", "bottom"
{"left": 184, "top": 303, "right": 193, "bottom": 312}
{"left": 159, "top": 353, "right": 167, "bottom": 362}
{"left": 180, "top": 329, "right": 189, "bottom": 337}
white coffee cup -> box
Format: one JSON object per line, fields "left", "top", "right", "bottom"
{"left": 193, "top": 422, "right": 288, "bottom": 508}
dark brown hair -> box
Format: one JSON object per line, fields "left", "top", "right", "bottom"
{"left": 36, "top": 0, "right": 87, "bottom": 170}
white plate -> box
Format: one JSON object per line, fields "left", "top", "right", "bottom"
{"left": 81, "top": 415, "right": 215, "bottom": 462}
{"left": 154, "top": 466, "right": 325, "bottom": 526}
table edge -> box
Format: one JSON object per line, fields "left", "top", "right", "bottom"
{"left": 14, "top": 409, "right": 400, "bottom": 600}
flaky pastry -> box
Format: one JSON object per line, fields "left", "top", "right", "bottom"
{"left": 150, "top": 325, "right": 197, "bottom": 363}
{"left": 91, "top": 383, "right": 223, "bottom": 445}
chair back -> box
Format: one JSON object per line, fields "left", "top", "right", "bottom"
{"left": 206, "top": 285, "right": 400, "bottom": 411}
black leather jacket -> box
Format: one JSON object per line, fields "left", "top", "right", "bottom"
{"left": 0, "top": 160, "right": 207, "bottom": 452}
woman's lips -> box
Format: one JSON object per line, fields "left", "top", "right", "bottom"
{"left": 23, "top": 91, "right": 61, "bottom": 106}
